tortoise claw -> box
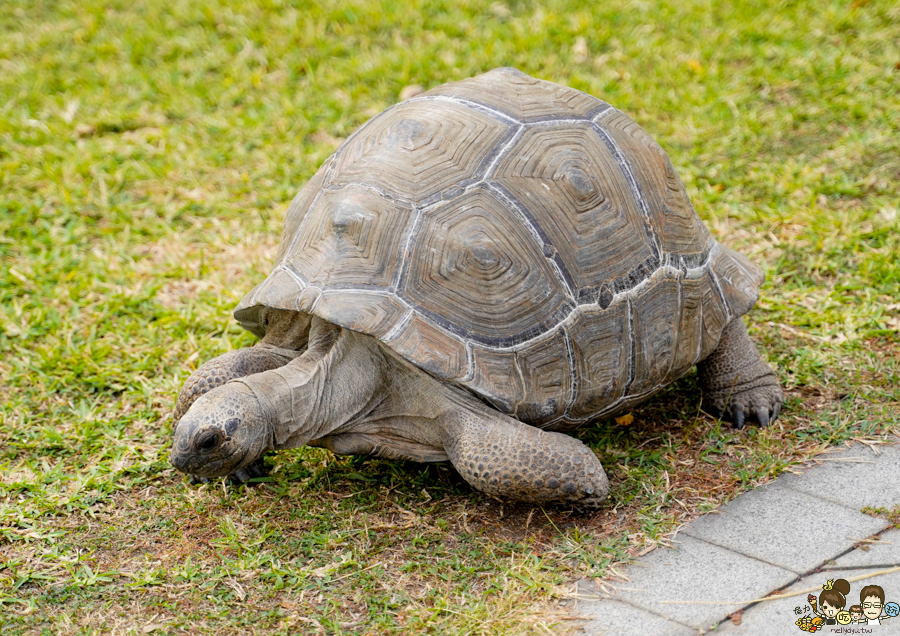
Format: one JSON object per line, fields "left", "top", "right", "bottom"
{"left": 733, "top": 407, "right": 745, "bottom": 430}
{"left": 250, "top": 459, "right": 268, "bottom": 477}
{"left": 755, "top": 406, "right": 770, "bottom": 428}
{"left": 189, "top": 474, "right": 211, "bottom": 485}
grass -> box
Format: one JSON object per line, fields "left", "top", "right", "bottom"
{"left": 1, "top": 0, "right": 898, "bottom": 633}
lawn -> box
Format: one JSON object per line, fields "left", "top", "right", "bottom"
{"left": 1, "top": 0, "right": 898, "bottom": 634}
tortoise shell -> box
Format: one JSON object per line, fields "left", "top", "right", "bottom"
{"left": 235, "top": 68, "right": 763, "bottom": 429}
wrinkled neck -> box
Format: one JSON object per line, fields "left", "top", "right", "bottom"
{"left": 236, "top": 319, "right": 385, "bottom": 450}
{"left": 260, "top": 308, "right": 312, "bottom": 350}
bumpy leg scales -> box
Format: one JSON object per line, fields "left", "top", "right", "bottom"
{"left": 698, "top": 317, "right": 783, "bottom": 428}
{"left": 441, "top": 409, "right": 609, "bottom": 507}
{"left": 174, "top": 344, "right": 301, "bottom": 423}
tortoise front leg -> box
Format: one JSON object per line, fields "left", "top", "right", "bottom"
{"left": 174, "top": 308, "right": 312, "bottom": 422}
{"left": 174, "top": 344, "right": 303, "bottom": 422}
{"left": 439, "top": 402, "right": 609, "bottom": 507}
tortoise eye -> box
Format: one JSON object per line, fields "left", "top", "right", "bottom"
{"left": 196, "top": 430, "right": 221, "bottom": 453}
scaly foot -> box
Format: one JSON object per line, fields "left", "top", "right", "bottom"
{"left": 699, "top": 318, "right": 783, "bottom": 429}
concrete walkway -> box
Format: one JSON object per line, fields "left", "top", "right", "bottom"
{"left": 572, "top": 436, "right": 900, "bottom": 635}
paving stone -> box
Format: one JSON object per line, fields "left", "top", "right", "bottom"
{"left": 713, "top": 529, "right": 900, "bottom": 635}
{"left": 568, "top": 440, "right": 900, "bottom": 634}
{"left": 833, "top": 528, "right": 900, "bottom": 568}
{"left": 574, "top": 598, "right": 697, "bottom": 636}
{"left": 610, "top": 534, "right": 796, "bottom": 631}
{"left": 776, "top": 438, "right": 900, "bottom": 510}
{"left": 681, "top": 482, "right": 890, "bottom": 574}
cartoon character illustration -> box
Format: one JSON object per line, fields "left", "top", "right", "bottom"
{"left": 810, "top": 579, "right": 851, "bottom": 626}
{"left": 859, "top": 584, "right": 895, "bottom": 625}
{"left": 796, "top": 580, "right": 895, "bottom": 630}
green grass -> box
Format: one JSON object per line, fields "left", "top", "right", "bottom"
{"left": 1, "top": 0, "right": 899, "bottom": 633}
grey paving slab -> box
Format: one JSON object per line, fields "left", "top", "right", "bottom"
{"left": 712, "top": 529, "right": 900, "bottom": 634}
{"left": 776, "top": 438, "right": 900, "bottom": 510}
{"left": 610, "top": 534, "right": 796, "bottom": 631}
{"left": 834, "top": 528, "right": 900, "bottom": 568}
{"left": 574, "top": 598, "right": 697, "bottom": 636}
{"left": 681, "top": 481, "right": 891, "bottom": 574}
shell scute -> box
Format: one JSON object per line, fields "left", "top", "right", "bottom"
{"left": 601, "top": 110, "right": 711, "bottom": 256}
{"left": 711, "top": 245, "right": 763, "bottom": 317}
{"left": 630, "top": 274, "right": 681, "bottom": 396}
{"left": 566, "top": 302, "right": 631, "bottom": 421}
{"left": 404, "top": 187, "right": 569, "bottom": 344}
{"left": 698, "top": 269, "right": 731, "bottom": 361}
{"left": 236, "top": 267, "right": 306, "bottom": 338}
{"left": 469, "top": 347, "right": 526, "bottom": 414}
{"left": 513, "top": 330, "right": 572, "bottom": 426}
{"left": 669, "top": 275, "right": 704, "bottom": 382}
{"left": 386, "top": 313, "right": 468, "bottom": 380}
{"left": 330, "top": 100, "right": 509, "bottom": 202}
{"left": 314, "top": 292, "right": 407, "bottom": 337}
{"left": 494, "top": 123, "right": 655, "bottom": 293}
{"left": 275, "top": 156, "right": 333, "bottom": 266}
{"left": 288, "top": 185, "right": 412, "bottom": 289}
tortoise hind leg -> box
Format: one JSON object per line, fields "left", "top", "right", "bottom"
{"left": 698, "top": 317, "right": 783, "bottom": 429}
{"left": 439, "top": 405, "right": 609, "bottom": 507}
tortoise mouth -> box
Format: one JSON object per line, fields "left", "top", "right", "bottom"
{"left": 171, "top": 444, "right": 249, "bottom": 478}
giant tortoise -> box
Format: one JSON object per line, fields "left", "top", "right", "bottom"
{"left": 169, "top": 68, "right": 783, "bottom": 506}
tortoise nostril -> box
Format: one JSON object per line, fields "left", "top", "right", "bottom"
{"left": 170, "top": 452, "right": 187, "bottom": 470}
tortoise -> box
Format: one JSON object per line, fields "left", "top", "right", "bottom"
{"left": 169, "top": 67, "right": 783, "bottom": 506}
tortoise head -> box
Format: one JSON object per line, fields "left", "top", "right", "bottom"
{"left": 169, "top": 382, "right": 273, "bottom": 478}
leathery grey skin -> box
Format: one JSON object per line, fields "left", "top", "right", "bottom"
{"left": 170, "top": 310, "right": 779, "bottom": 506}
{"left": 171, "top": 313, "right": 610, "bottom": 505}
{"left": 172, "top": 308, "right": 312, "bottom": 423}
